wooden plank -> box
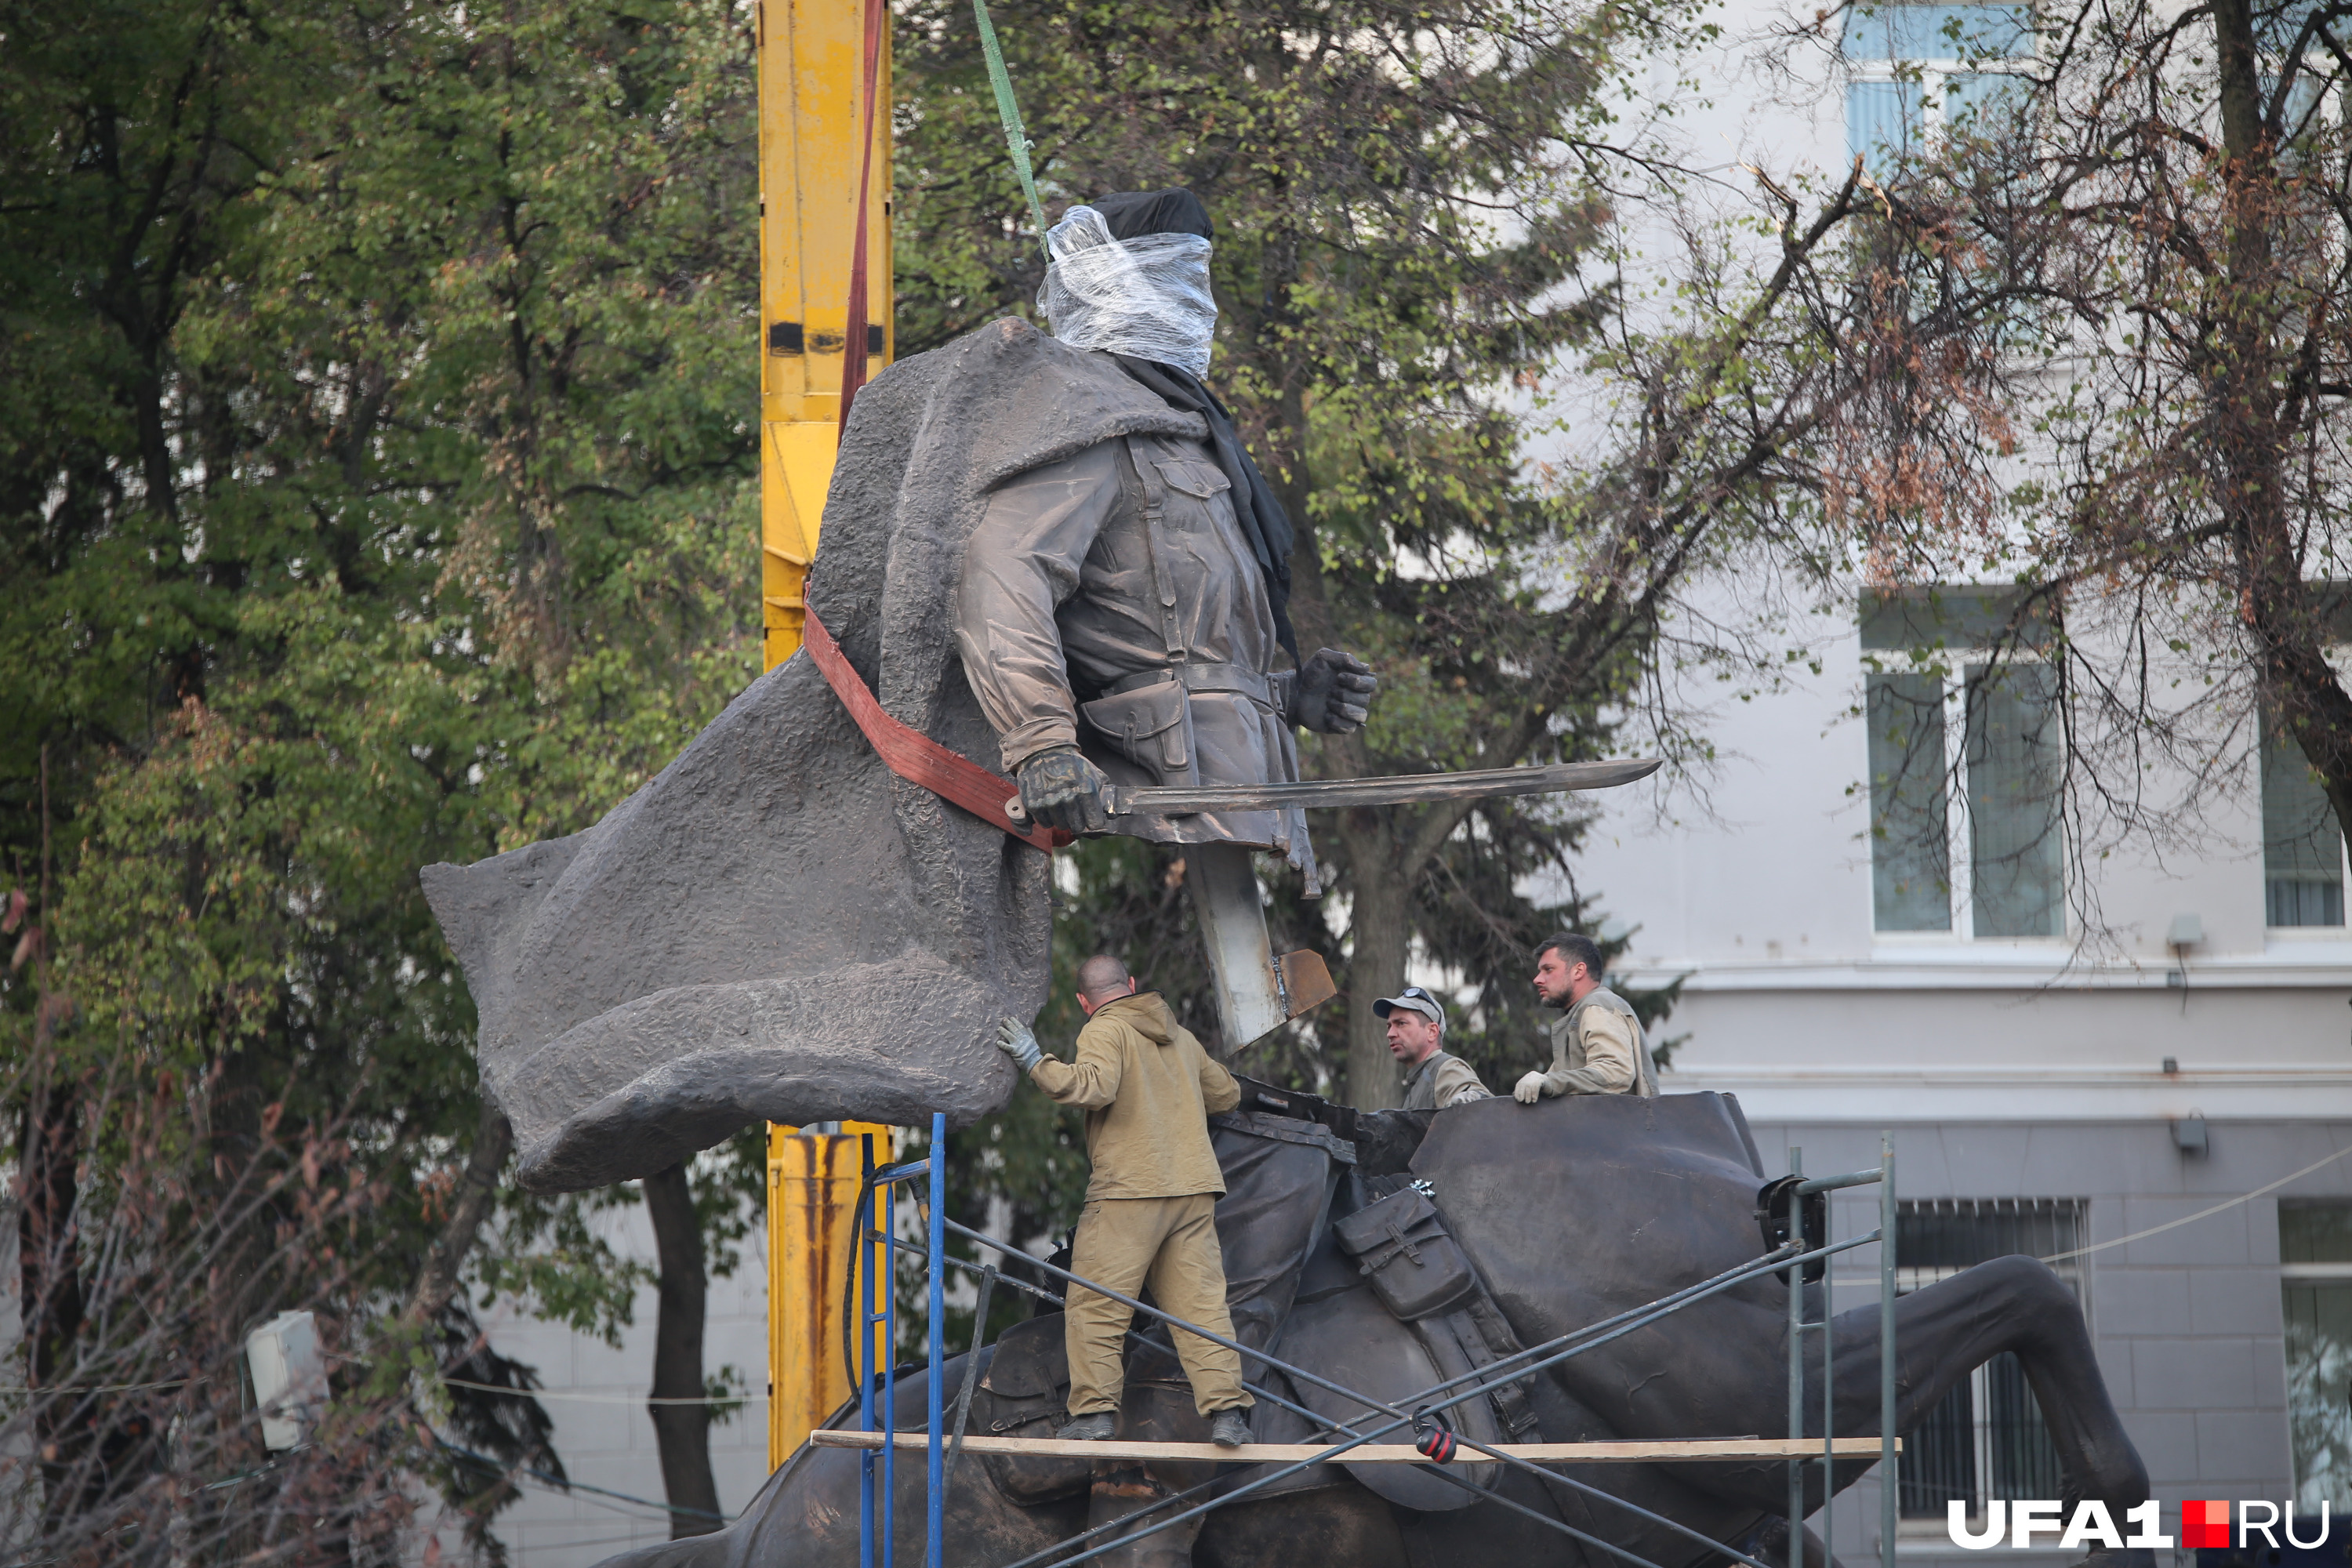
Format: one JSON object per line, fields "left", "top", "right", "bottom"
{"left": 808, "top": 1430, "right": 1897, "bottom": 1464}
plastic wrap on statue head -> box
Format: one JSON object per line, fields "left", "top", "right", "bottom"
{"left": 1038, "top": 204, "right": 1217, "bottom": 378}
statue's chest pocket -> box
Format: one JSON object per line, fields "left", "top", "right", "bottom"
{"left": 1152, "top": 459, "right": 1231, "bottom": 532}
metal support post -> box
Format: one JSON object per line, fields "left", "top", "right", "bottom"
{"left": 848, "top": 1145, "right": 941, "bottom": 1568}
{"left": 882, "top": 1167, "right": 897, "bottom": 1568}
{"left": 754, "top": 0, "right": 897, "bottom": 1471}
{"left": 1185, "top": 842, "right": 1289, "bottom": 1049}
{"left": 858, "top": 1147, "right": 877, "bottom": 1568}
{"left": 770, "top": 1125, "right": 888, "bottom": 1465}
{"left": 753, "top": 0, "right": 894, "bottom": 670}
{"left": 1880, "top": 1133, "right": 1897, "bottom": 1568}
{"left": 927, "top": 1113, "right": 946, "bottom": 1568}
{"left": 1786, "top": 1147, "right": 1804, "bottom": 1568}
{"left": 1821, "top": 1223, "right": 1832, "bottom": 1564}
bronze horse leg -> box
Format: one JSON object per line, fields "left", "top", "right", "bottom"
{"left": 1644, "top": 1256, "right": 2147, "bottom": 1531}
{"left": 1818, "top": 1255, "right": 2147, "bottom": 1515}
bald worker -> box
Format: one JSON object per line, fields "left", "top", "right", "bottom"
{"left": 995, "top": 956, "right": 1253, "bottom": 1446}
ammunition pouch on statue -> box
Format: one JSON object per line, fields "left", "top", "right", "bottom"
{"left": 1334, "top": 1185, "right": 1479, "bottom": 1321}
{"left": 1333, "top": 1181, "right": 1541, "bottom": 1443}
{"left": 1080, "top": 680, "right": 1196, "bottom": 783}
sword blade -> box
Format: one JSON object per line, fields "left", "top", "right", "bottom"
{"left": 1109, "top": 758, "right": 1661, "bottom": 817}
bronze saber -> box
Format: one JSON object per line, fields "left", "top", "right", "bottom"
{"left": 1005, "top": 758, "right": 1661, "bottom": 823}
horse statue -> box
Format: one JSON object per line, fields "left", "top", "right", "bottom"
{"left": 590, "top": 1090, "right": 2148, "bottom": 1568}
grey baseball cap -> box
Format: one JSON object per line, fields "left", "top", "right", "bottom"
{"left": 1372, "top": 985, "right": 1444, "bottom": 1025}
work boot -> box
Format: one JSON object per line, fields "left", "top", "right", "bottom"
{"left": 1057, "top": 1412, "right": 1117, "bottom": 1441}
{"left": 1208, "top": 1410, "right": 1251, "bottom": 1448}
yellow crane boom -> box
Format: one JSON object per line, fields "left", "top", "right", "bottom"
{"left": 756, "top": 0, "right": 896, "bottom": 1470}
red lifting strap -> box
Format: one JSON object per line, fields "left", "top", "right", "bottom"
{"left": 837, "top": 0, "right": 886, "bottom": 433}
{"left": 802, "top": 608, "right": 1071, "bottom": 854}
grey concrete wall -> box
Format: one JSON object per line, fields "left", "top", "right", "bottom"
{"left": 1738, "top": 1118, "right": 2352, "bottom": 1566}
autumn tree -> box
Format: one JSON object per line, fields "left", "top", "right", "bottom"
{"left": 1710, "top": 0, "right": 2352, "bottom": 936}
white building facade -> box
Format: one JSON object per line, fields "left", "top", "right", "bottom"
{"left": 1542, "top": 0, "right": 2352, "bottom": 1543}
{"left": 1577, "top": 581, "right": 2352, "bottom": 1555}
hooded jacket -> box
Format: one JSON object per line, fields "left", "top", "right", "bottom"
{"left": 1029, "top": 991, "right": 1240, "bottom": 1200}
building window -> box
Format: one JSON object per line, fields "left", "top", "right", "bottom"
{"left": 1896, "top": 1200, "right": 2083, "bottom": 1519}
{"left": 1868, "top": 673, "right": 1951, "bottom": 931}
{"left": 2282, "top": 1201, "right": 2352, "bottom": 1508}
{"left": 2264, "top": 722, "right": 2346, "bottom": 927}
{"left": 1965, "top": 662, "right": 2065, "bottom": 938}
{"left": 1848, "top": 78, "right": 1924, "bottom": 171}
{"left": 1845, "top": 4, "right": 2034, "bottom": 174}
{"left": 1861, "top": 588, "right": 2063, "bottom": 938}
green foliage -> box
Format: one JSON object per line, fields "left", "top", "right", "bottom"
{"left": 0, "top": 0, "right": 763, "bottom": 1543}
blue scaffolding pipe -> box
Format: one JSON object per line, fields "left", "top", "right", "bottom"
{"left": 928, "top": 1119, "right": 946, "bottom": 1568}
{"left": 857, "top": 1114, "right": 949, "bottom": 1568}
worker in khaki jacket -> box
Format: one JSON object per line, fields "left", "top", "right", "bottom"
{"left": 995, "top": 955, "right": 1254, "bottom": 1447}
{"left": 1377, "top": 985, "right": 1491, "bottom": 1110}
{"left": 1515, "top": 932, "right": 1659, "bottom": 1103}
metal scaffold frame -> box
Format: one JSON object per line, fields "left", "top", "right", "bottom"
{"left": 854, "top": 1112, "right": 950, "bottom": 1568}
{"left": 840, "top": 1128, "right": 1903, "bottom": 1568}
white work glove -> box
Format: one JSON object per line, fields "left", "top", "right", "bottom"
{"left": 1513, "top": 1071, "right": 1548, "bottom": 1105}
{"left": 996, "top": 1017, "right": 1044, "bottom": 1073}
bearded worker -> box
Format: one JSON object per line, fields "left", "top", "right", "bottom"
{"left": 953, "top": 188, "right": 1377, "bottom": 888}
{"left": 1515, "top": 931, "right": 1660, "bottom": 1103}
{"left": 995, "top": 956, "right": 1254, "bottom": 1448}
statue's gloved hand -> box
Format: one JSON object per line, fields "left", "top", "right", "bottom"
{"left": 1016, "top": 746, "right": 1112, "bottom": 833}
{"left": 1513, "top": 1070, "right": 1549, "bottom": 1105}
{"left": 1290, "top": 648, "right": 1378, "bottom": 734}
{"left": 996, "top": 1018, "right": 1044, "bottom": 1073}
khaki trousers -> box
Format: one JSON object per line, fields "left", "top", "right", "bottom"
{"left": 1065, "top": 1192, "right": 1250, "bottom": 1417}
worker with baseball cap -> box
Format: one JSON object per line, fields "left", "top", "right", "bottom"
{"left": 1374, "top": 985, "right": 1491, "bottom": 1110}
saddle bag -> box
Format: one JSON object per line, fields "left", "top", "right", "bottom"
{"left": 975, "top": 1316, "right": 1092, "bottom": 1504}
{"left": 1332, "top": 1185, "right": 1479, "bottom": 1322}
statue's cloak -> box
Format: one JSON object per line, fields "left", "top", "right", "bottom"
{"left": 421, "top": 319, "right": 1209, "bottom": 1192}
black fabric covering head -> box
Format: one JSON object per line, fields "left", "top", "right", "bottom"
{"left": 1081, "top": 187, "right": 1298, "bottom": 660}
{"left": 1092, "top": 187, "right": 1215, "bottom": 242}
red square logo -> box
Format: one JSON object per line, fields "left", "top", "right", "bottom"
{"left": 2183, "top": 1501, "right": 2230, "bottom": 1550}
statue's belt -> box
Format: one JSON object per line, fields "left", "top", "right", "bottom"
{"left": 802, "top": 608, "right": 1073, "bottom": 854}
{"left": 1105, "top": 660, "right": 1275, "bottom": 706}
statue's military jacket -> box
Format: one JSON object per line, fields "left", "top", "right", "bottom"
{"left": 953, "top": 422, "right": 1316, "bottom": 882}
